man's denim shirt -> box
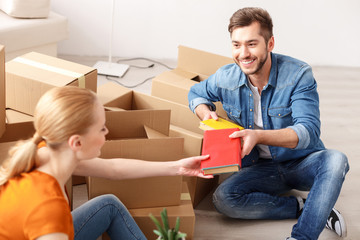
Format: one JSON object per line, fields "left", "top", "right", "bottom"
{"left": 188, "top": 53, "right": 325, "bottom": 166}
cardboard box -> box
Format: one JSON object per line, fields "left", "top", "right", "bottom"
{"left": 87, "top": 110, "right": 184, "bottom": 209}
{"left": 98, "top": 83, "right": 218, "bottom": 206}
{"left": 151, "top": 45, "right": 233, "bottom": 118}
{"left": 5, "top": 52, "right": 97, "bottom": 115}
{"left": 98, "top": 82, "right": 203, "bottom": 135}
{"left": 170, "top": 125, "right": 218, "bottom": 207}
{"left": 103, "top": 183, "right": 195, "bottom": 240}
{"left": 0, "top": 45, "right": 5, "bottom": 137}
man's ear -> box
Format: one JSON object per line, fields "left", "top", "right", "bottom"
{"left": 268, "top": 36, "right": 275, "bottom": 52}
{"left": 68, "top": 135, "right": 82, "bottom": 151}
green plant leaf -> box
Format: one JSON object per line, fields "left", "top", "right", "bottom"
{"left": 160, "top": 208, "right": 170, "bottom": 232}
{"left": 167, "top": 229, "right": 174, "bottom": 240}
{"left": 174, "top": 216, "right": 180, "bottom": 232}
{"left": 149, "top": 213, "right": 166, "bottom": 237}
{"left": 153, "top": 229, "right": 163, "bottom": 237}
{"left": 175, "top": 232, "right": 187, "bottom": 240}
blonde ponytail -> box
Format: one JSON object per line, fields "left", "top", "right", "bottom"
{"left": 0, "top": 86, "right": 97, "bottom": 186}
{"left": 0, "top": 133, "right": 40, "bottom": 186}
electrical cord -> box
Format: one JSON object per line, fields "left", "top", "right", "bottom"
{"left": 106, "top": 75, "right": 154, "bottom": 88}
{"left": 104, "top": 57, "right": 175, "bottom": 88}
{"left": 116, "top": 57, "right": 174, "bottom": 70}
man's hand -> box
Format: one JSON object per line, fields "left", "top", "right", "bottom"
{"left": 195, "top": 104, "right": 218, "bottom": 121}
{"left": 229, "top": 129, "right": 259, "bottom": 159}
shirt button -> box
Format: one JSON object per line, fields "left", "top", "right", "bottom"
{"left": 278, "top": 114, "right": 281, "bottom": 116}
{"left": 249, "top": 125, "right": 252, "bottom": 128}
{"left": 250, "top": 94, "right": 252, "bottom": 97}
{"left": 250, "top": 109, "right": 253, "bottom": 112}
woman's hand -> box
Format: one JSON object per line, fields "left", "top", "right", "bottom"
{"left": 176, "top": 155, "right": 214, "bottom": 179}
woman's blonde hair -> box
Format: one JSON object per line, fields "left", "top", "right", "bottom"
{"left": 0, "top": 86, "right": 98, "bottom": 185}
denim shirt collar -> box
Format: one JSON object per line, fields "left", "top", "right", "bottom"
{"left": 267, "top": 52, "right": 278, "bottom": 89}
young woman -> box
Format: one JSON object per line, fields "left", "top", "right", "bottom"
{"left": 0, "top": 86, "right": 211, "bottom": 240}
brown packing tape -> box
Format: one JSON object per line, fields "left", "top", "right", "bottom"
{"left": 78, "top": 75, "right": 86, "bottom": 88}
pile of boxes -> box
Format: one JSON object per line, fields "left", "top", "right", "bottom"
{"left": 0, "top": 44, "right": 233, "bottom": 239}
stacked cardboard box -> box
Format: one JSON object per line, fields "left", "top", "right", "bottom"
{"left": 0, "top": 47, "right": 98, "bottom": 209}
{"left": 97, "top": 82, "right": 218, "bottom": 206}
{"left": 87, "top": 110, "right": 184, "bottom": 209}
{"left": 5, "top": 51, "right": 97, "bottom": 116}
{"left": 103, "top": 183, "right": 195, "bottom": 240}
{"left": 95, "top": 86, "right": 200, "bottom": 238}
{"left": 0, "top": 45, "right": 234, "bottom": 238}
{"left": 97, "top": 46, "right": 234, "bottom": 207}
{"left": 151, "top": 45, "right": 234, "bottom": 206}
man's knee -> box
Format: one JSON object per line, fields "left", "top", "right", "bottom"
{"left": 325, "top": 149, "right": 349, "bottom": 178}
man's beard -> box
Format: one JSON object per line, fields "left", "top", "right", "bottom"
{"left": 237, "top": 49, "right": 269, "bottom": 76}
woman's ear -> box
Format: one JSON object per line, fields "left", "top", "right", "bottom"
{"left": 68, "top": 135, "right": 82, "bottom": 151}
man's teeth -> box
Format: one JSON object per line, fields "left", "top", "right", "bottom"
{"left": 241, "top": 59, "right": 255, "bottom": 64}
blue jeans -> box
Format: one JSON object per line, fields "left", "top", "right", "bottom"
{"left": 213, "top": 149, "right": 349, "bottom": 240}
{"left": 72, "top": 194, "right": 146, "bottom": 240}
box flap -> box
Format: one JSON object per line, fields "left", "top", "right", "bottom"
{"left": 153, "top": 71, "right": 198, "bottom": 89}
{"left": 177, "top": 45, "right": 233, "bottom": 77}
{"left": 98, "top": 82, "right": 133, "bottom": 108}
{"left": 105, "top": 110, "right": 171, "bottom": 139}
{"left": 6, "top": 109, "right": 34, "bottom": 123}
{"left": 104, "top": 106, "right": 125, "bottom": 112}
{"left": 0, "top": 122, "right": 35, "bottom": 142}
{"left": 144, "top": 125, "right": 169, "bottom": 139}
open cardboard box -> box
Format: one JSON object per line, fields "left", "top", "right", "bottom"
{"left": 98, "top": 82, "right": 203, "bottom": 135}
{"left": 86, "top": 110, "right": 185, "bottom": 209}
{"left": 5, "top": 52, "right": 97, "bottom": 116}
{"left": 151, "top": 45, "right": 233, "bottom": 118}
{"left": 103, "top": 182, "right": 195, "bottom": 240}
{"left": 98, "top": 82, "right": 218, "bottom": 206}
{"left": 169, "top": 124, "right": 218, "bottom": 207}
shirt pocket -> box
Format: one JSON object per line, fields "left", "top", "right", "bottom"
{"left": 268, "top": 106, "right": 293, "bottom": 128}
{"left": 222, "top": 104, "right": 244, "bottom": 127}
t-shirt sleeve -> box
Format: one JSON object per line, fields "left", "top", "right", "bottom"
{"left": 24, "top": 197, "right": 73, "bottom": 240}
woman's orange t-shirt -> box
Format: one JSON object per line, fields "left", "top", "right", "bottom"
{"left": 0, "top": 170, "right": 74, "bottom": 240}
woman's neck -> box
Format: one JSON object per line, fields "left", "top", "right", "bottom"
{"left": 36, "top": 147, "right": 78, "bottom": 187}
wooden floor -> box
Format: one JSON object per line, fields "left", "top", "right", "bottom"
{"left": 64, "top": 55, "right": 360, "bottom": 240}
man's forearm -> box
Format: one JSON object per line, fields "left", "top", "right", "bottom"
{"left": 256, "top": 128, "right": 299, "bottom": 149}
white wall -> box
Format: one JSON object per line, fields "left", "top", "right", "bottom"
{"left": 51, "top": 0, "right": 360, "bottom": 67}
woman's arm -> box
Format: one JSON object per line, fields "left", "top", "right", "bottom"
{"left": 73, "top": 155, "right": 213, "bottom": 180}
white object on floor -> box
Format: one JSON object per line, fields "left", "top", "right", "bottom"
{"left": 93, "top": 61, "right": 129, "bottom": 78}
{"left": 93, "top": 0, "right": 129, "bottom": 78}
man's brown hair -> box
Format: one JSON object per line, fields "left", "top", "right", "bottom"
{"left": 228, "top": 7, "right": 273, "bottom": 43}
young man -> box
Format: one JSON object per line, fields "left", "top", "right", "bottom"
{"left": 188, "top": 7, "right": 349, "bottom": 240}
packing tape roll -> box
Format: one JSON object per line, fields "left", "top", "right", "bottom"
{"left": 13, "top": 57, "right": 86, "bottom": 88}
